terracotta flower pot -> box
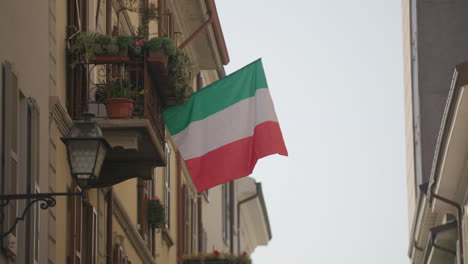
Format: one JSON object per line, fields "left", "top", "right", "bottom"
{"left": 105, "top": 98, "right": 135, "bottom": 119}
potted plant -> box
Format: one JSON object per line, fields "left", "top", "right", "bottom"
{"left": 115, "top": 35, "right": 133, "bottom": 57}
{"left": 148, "top": 196, "right": 165, "bottom": 229}
{"left": 147, "top": 37, "right": 177, "bottom": 58}
{"left": 68, "top": 31, "right": 97, "bottom": 68}
{"left": 97, "top": 73, "right": 138, "bottom": 119}
{"left": 130, "top": 39, "right": 144, "bottom": 56}
{"left": 94, "top": 34, "right": 119, "bottom": 56}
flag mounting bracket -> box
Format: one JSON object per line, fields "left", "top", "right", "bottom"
{"left": 0, "top": 192, "right": 82, "bottom": 238}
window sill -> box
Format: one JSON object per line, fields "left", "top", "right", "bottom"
{"left": 162, "top": 228, "right": 174, "bottom": 248}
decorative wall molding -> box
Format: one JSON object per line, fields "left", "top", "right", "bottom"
{"left": 49, "top": 96, "right": 73, "bottom": 136}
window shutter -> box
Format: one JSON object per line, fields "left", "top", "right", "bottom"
{"left": 92, "top": 207, "right": 97, "bottom": 264}
{"left": 191, "top": 199, "right": 197, "bottom": 253}
{"left": 84, "top": 204, "right": 97, "bottom": 264}
{"left": 113, "top": 243, "right": 120, "bottom": 264}
{"left": 143, "top": 181, "right": 149, "bottom": 241}
{"left": 2, "top": 61, "right": 18, "bottom": 256}
{"left": 70, "top": 184, "right": 83, "bottom": 264}
{"left": 137, "top": 179, "right": 143, "bottom": 234}
{"left": 27, "top": 98, "right": 40, "bottom": 263}
{"left": 181, "top": 185, "right": 186, "bottom": 253}
{"left": 198, "top": 197, "right": 203, "bottom": 251}
{"left": 32, "top": 184, "right": 40, "bottom": 264}
{"left": 182, "top": 185, "right": 190, "bottom": 254}
{"left": 27, "top": 98, "right": 40, "bottom": 187}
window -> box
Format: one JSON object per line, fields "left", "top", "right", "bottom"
{"left": 2, "top": 61, "right": 19, "bottom": 256}
{"left": 164, "top": 143, "right": 171, "bottom": 229}
{"left": 26, "top": 98, "right": 40, "bottom": 264}
{"left": 82, "top": 203, "right": 98, "bottom": 264}
{"left": 222, "top": 183, "right": 231, "bottom": 244}
{"left": 68, "top": 184, "right": 83, "bottom": 264}
{"left": 137, "top": 179, "right": 149, "bottom": 242}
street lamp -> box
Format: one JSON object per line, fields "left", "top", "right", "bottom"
{"left": 0, "top": 113, "right": 111, "bottom": 238}
{"left": 61, "top": 113, "right": 111, "bottom": 189}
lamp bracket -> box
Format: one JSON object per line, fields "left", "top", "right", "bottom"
{"left": 0, "top": 192, "right": 82, "bottom": 238}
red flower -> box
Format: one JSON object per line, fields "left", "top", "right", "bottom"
{"left": 150, "top": 196, "right": 160, "bottom": 201}
{"left": 133, "top": 40, "right": 144, "bottom": 47}
{"left": 213, "top": 250, "right": 220, "bottom": 257}
{"left": 242, "top": 252, "right": 248, "bottom": 257}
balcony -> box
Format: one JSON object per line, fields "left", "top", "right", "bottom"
{"left": 68, "top": 54, "right": 167, "bottom": 187}
{"left": 66, "top": 32, "right": 195, "bottom": 187}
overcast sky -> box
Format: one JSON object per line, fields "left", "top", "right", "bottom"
{"left": 216, "top": 1, "right": 408, "bottom": 263}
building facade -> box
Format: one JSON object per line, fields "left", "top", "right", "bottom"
{"left": 404, "top": 0, "right": 468, "bottom": 263}
{"left": 0, "top": 0, "right": 271, "bottom": 263}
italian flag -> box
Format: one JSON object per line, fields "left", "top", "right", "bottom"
{"left": 163, "top": 59, "right": 288, "bottom": 192}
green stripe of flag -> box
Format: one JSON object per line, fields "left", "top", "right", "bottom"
{"left": 163, "top": 59, "right": 268, "bottom": 135}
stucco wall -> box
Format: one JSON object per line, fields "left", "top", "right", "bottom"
{"left": 0, "top": 0, "right": 52, "bottom": 263}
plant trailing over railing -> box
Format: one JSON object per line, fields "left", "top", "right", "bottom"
{"left": 168, "top": 49, "right": 193, "bottom": 104}
{"left": 147, "top": 37, "right": 177, "bottom": 57}
{"left": 147, "top": 37, "right": 193, "bottom": 104}
{"left": 183, "top": 251, "right": 252, "bottom": 264}
{"left": 148, "top": 196, "right": 165, "bottom": 229}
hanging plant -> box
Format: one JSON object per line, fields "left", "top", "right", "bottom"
{"left": 148, "top": 196, "right": 165, "bottom": 229}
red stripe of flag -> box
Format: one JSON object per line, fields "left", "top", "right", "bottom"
{"left": 186, "top": 121, "right": 288, "bottom": 192}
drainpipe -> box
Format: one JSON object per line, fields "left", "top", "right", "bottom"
{"left": 430, "top": 184, "right": 464, "bottom": 264}
{"left": 177, "top": 0, "right": 230, "bottom": 65}
{"left": 178, "top": 8, "right": 214, "bottom": 49}
{"left": 236, "top": 183, "right": 260, "bottom": 255}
